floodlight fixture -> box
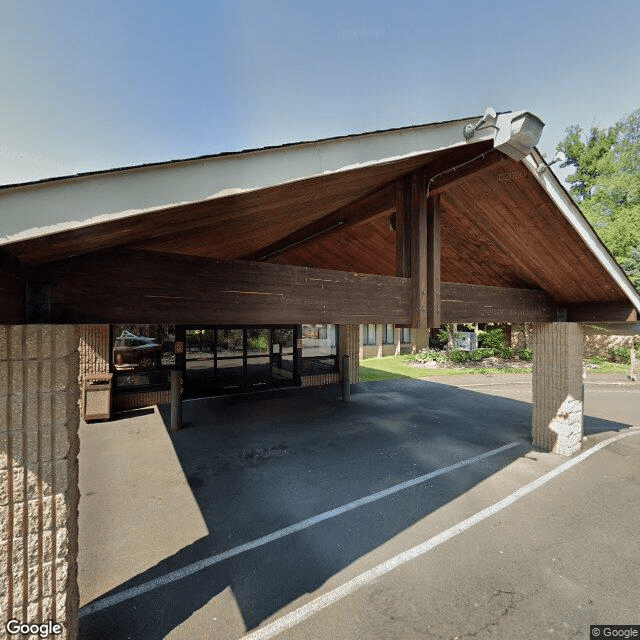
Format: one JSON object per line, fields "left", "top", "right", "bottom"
{"left": 463, "top": 106, "right": 497, "bottom": 140}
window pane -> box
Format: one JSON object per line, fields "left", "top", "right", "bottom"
{"left": 365, "top": 324, "right": 376, "bottom": 345}
{"left": 113, "top": 325, "right": 175, "bottom": 371}
{"left": 384, "top": 324, "right": 394, "bottom": 344}
{"left": 302, "top": 324, "right": 337, "bottom": 373}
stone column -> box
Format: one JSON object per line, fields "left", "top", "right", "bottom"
{"left": 375, "top": 324, "right": 383, "bottom": 358}
{"left": 338, "top": 325, "right": 360, "bottom": 385}
{"left": 1, "top": 326, "right": 80, "bottom": 639}
{"left": 532, "top": 323, "right": 584, "bottom": 456}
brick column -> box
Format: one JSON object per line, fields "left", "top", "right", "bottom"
{"left": 1, "top": 326, "right": 80, "bottom": 639}
{"left": 338, "top": 325, "right": 360, "bottom": 385}
{"left": 532, "top": 323, "right": 584, "bottom": 456}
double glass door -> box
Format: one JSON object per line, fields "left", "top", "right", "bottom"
{"left": 184, "top": 326, "right": 297, "bottom": 397}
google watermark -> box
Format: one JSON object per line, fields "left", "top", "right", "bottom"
{"left": 5, "top": 619, "right": 63, "bottom": 638}
{"left": 591, "top": 626, "right": 640, "bottom": 638}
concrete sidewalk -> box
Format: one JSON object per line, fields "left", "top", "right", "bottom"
{"left": 77, "top": 374, "right": 639, "bottom": 640}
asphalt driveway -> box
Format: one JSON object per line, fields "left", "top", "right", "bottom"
{"left": 77, "top": 374, "right": 640, "bottom": 640}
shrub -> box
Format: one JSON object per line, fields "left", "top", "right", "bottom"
{"left": 478, "top": 327, "right": 506, "bottom": 351}
{"left": 518, "top": 347, "right": 533, "bottom": 361}
{"left": 450, "top": 349, "right": 469, "bottom": 363}
{"left": 248, "top": 335, "right": 269, "bottom": 351}
{"left": 610, "top": 345, "right": 631, "bottom": 364}
{"left": 498, "top": 346, "right": 515, "bottom": 359}
{"left": 475, "top": 347, "right": 496, "bottom": 359}
{"left": 467, "top": 349, "right": 485, "bottom": 361}
{"left": 414, "top": 349, "right": 448, "bottom": 363}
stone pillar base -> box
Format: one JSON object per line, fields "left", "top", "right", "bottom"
{"left": 532, "top": 323, "right": 584, "bottom": 456}
{"left": 1, "top": 326, "right": 80, "bottom": 639}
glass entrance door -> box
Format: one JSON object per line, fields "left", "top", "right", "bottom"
{"left": 184, "top": 326, "right": 298, "bottom": 398}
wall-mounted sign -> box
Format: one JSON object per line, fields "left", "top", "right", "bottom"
{"left": 175, "top": 341, "right": 184, "bottom": 354}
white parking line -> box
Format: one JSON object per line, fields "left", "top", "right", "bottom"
{"left": 240, "top": 428, "right": 640, "bottom": 640}
{"left": 79, "top": 441, "right": 520, "bottom": 618}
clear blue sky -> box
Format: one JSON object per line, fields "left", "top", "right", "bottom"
{"left": 2, "top": 0, "right": 640, "bottom": 185}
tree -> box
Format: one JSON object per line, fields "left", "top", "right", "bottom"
{"left": 557, "top": 109, "right": 640, "bottom": 289}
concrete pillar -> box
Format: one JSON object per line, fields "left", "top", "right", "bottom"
{"left": 1, "top": 326, "right": 80, "bottom": 639}
{"left": 532, "top": 323, "right": 584, "bottom": 456}
{"left": 394, "top": 328, "right": 401, "bottom": 356}
{"left": 339, "top": 325, "right": 359, "bottom": 385}
{"left": 375, "top": 324, "right": 383, "bottom": 358}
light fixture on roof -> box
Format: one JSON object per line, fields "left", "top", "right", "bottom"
{"left": 537, "top": 151, "right": 566, "bottom": 174}
{"left": 463, "top": 106, "right": 497, "bottom": 140}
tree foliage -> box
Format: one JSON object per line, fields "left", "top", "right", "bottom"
{"left": 557, "top": 109, "right": 640, "bottom": 289}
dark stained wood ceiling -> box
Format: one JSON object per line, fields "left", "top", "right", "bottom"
{"left": 3, "top": 142, "right": 631, "bottom": 306}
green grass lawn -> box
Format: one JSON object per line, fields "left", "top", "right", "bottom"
{"left": 584, "top": 357, "right": 634, "bottom": 374}
{"left": 359, "top": 354, "right": 532, "bottom": 382}
{"left": 359, "top": 354, "right": 632, "bottom": 382}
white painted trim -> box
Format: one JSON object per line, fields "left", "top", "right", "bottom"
{"left": 0, "top": 117, "right": 484, "bottom": 244}
{"left": 524, "top": 151, "right": 640, "bottom": 312}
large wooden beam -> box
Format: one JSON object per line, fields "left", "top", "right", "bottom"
{"left": 244, "top": 183, "right": 396, "bottom": 262}
{"left": 30, "top": 249, "right": 412, "bottom": 325}
{"left": 411, "top": 173, "right": 428, "bottom": 328}
{"left": 0, "top": 248, "right": 25, "bottom": 324}
{"left": 566, "top": 302, "right": 638, "bottom": 323}
{"left": 426, "top": 194, "right": 441, "bottom": 327}
{"left": 395, "top": 177, "right": 412, "bottom": 278}
{"left": 441, "top": 282, "right": 556, "bottom": 323}
{"left": 11, "top": 246, "right": 635, "bottom": 326}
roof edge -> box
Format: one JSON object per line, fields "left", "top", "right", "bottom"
{"left": 525, "top": 149, "right": 640, "bottom": 313}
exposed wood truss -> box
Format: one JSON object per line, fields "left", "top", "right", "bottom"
{"left": 243, "top": 183, "right": 396, "bottom": 261}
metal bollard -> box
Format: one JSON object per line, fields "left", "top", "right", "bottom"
{"left": 171, "top": 369, "right": 183, "bottom": 431}
{"left": 342, "top": 354, "right": 350, "bottom": 402}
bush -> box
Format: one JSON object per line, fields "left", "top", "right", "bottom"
{"left": 498, "top": 346, "right": 515, "bottom": 359}
{"left": 610, "top": 345, "right": 631, "bottom": 364}
{"left": 475, "top": 347, "right": 496, "bottom": 359}
{"left": 478, "top": 327, "right": 506, "bottom": 351}
{"left": 414, "top": 349, "right": 448, "bottom": 363}
{"left": 518, "top": 347, "right": 533, "bottom": 361}
{"left": 248, "top": 335, "right": 269, "bottom": 352}
{"left": 450, "top": 349, "right": 469, "bottom": 363}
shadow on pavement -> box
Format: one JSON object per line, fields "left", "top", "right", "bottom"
{"left": 79, "top": 379, "right": 631, "bottom": 640}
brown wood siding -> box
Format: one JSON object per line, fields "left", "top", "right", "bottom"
{"left": 113, "top": 390, "right": 171, "bottom": 412}
{"left": 301, "top": 373, "right": 340, "bottom": 387}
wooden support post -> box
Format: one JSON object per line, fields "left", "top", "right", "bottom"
{"left": 170, "top": 369, "right": 183, "bottom": 431}
{"left": 631, "top": 342, "right": 638, "bottom": 382}
{"left": 342, "top": 354, "right": 351, "bottom": 401}
{"left": 293, "top": 325, "right": 303, "bottom": 385}
{"left": 395, "top": 177, "right": 412, "bottom": 278}
{"left": 411, "top": 173, "right": 428, "bottom": 329}
{"left": 427, "top": 194, "right": 441, "bottom": 328}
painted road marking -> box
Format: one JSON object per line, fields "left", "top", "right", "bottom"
{"left": 240, "top": 428, "right": 640, "bottom": 640}
{"left": 79, "top": 441, "right": 520, "bottom": 617}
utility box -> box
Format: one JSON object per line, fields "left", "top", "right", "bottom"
{"left": 454, "top": 331, "right": 478, "bottom": 352}
{"left": 83, "top": 373, "right": 113, "bottom": 421}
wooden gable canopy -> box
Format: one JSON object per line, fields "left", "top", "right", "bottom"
{"left": 1, "top": 111, "right": 639, "bottom": 327}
